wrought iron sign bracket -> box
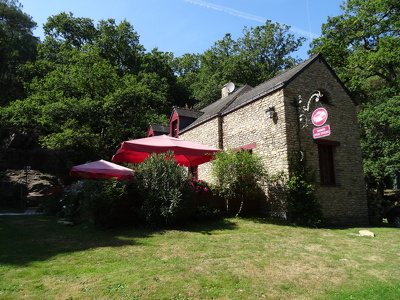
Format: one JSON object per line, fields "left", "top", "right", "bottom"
{"left": 293, "top": 90, "right": 324, "bottom": 130}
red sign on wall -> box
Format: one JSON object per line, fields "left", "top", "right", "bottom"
{"left": 313, "top": 125, "right": 331, "bottom": 139}
{"left": 311, "top": 108, "right": 328, "bottom": 127}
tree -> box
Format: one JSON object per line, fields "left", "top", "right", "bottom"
{"left": 0, "top": 0, "right": 38, "bottom": 105}
{"left": 309, "top": 0, "right": 400, "bottom": 186}
{"left": 358, "top": 96, "right": 400, "bottom": 183}
{"left": 1, "top": 13, "right": 173, "bottom": 161}
{"left": 173, "top": 21, "right": 305, "bottom": 108}
{"left": 211, "top": 149, "right": 268, "bottom": 216}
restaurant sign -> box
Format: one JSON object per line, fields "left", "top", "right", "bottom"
{"left": 313, "top": 125, "right": 331, "bottom": 139}
{"left": 311, "top": 107, "right": 328, "bottom": 127}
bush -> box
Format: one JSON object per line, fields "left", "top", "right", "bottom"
{"left": 211, "top": 149, "right": 268, "bottom": 216}
{"left": 132, "top": 152, "right": 193, "bottom": 228}
{"left": 193, "top": 204, "right": 222, "bottom": 221}
{"left": 38, "top": 186, "right": 65, "bottom": 216}
{"left": 286, "top": 174, "right": 322, "bottom": 227}
{"left": 190, "top": 179, "right": 211, "bottom": 194}
{"left": 38, "top": 180, "right": 127, "bottom": 228}
{"left": 58, "top": 181, "right": 85, "bottom": 222}
{"left": 81, "top": 180, "right": 127, "bottom": 228}
{"left": 38, "top": 183, "right": 84, "bottom": 221}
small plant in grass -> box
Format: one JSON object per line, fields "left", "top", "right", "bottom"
{"left": 211, "top": 149, "right": 268, "bottom": 216}
{"left": 132, "top": 152, "right": 193, "bottom": 228}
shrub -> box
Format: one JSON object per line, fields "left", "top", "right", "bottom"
{"left": 193, "top": 204, "right": 222, "bottom": 221}
{"left": 38, "top": 180, "right": 127, "bottom": 228}
{"left": 132, "top": 152, "right": 193, "bottom": 228}
{"left": 286, "top": 174, "right": 322, "bottom": 227}
{"left": 38, "top": 186, "right": 65, "bottom": 216}
{"left": 80, "top": 179, "right": 127, "bottom": 228}
{"left": 38, "top": 183, "right": 84, "bottom": 221}
{"left": 211, "top": 149, "right": 268, "bottom": 216}
{"left": 58, "top": 181, "right": 85, "bottom": 222}
{"left": 190, "top": 179, "right": 211, "bottom": 194}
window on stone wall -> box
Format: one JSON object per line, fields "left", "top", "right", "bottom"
{"left": 315, "top": 140, "right": 340, "bottom": 186}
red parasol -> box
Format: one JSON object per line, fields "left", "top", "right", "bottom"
{"left": 112, "top": 135, "right": 220, "bottom": 167}
{"left": 70, "top": 160, "right": 133, "bottom": 179}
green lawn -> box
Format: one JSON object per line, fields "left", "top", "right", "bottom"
{"left": 0, "top": 215, "right": 398, "bottom": 299}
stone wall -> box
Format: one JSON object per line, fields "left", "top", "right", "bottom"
{"left": 221, "top": 89, "right": 290, "bottom": 174}
{"left": 180, "top": 117, "right": 220, "bottom": 183}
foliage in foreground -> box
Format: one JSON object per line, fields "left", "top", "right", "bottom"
{"left": 39, "top": 179, "right": 127, "bottom": 228}
{"left": 266, "top": 169, "right": 323, "bottom": 228}
{"left": 211, "top": 149, "right": 268, "bottom": 216}
{"left": 286, "top": 173, "right": 323, "bottom": 227}
{"left": 132, "top": 152, "right": 194, "bottom": 228}
{"left": 39, "top": 154, "right": 222, "bottom": 228}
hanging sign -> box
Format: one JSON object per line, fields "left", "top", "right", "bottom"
{"left": 313, "top": 125, "right": 331, "bottom": 139}
{"left": 311, "top": 107, "right": 328, "bottom": 127}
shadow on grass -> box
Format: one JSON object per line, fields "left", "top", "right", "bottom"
{"left": 0, "top": 215, "right": 239, "bottom": 266}
{"left": 177, "top": 218, "right": 239, "bottom": 235}
{"left": 0, "top": 215, "right": 157, "bottom": 266}
{"left": 245, "top": 215, "right": 397, "bottom": 231}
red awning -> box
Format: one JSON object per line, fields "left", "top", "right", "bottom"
{"left": 112, "top": 135, "right": 220, "bottom": 167}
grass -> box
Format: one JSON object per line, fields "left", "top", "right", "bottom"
{"left": 0, "top": 215, "right": 399, "bottom": 299}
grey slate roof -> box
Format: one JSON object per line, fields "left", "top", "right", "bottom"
{"left": 180, "top": 54, "right": 322, "bottom": 133}
{"left": 172, "top": 107, "right": 204, "bottom": 119}
{"left": 148, "top": 124, "right": 169, "bottom": 134}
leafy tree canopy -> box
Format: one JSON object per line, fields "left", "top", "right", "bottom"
{"left": 173, "top": 20, "right": 305, "bottom": 108}
{"left": 1, "top": 13, "right": 173, "bottom": 161}
{"left": 309, "top": 0, "right": 400, "bottom": 103}
{"left": 0, "top": 0, "right": 38, "bottom": 105}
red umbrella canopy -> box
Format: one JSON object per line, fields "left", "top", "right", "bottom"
{"left": 70, "top": 160, "right": 133, "bottom": 179}
{"left": 112, "top": 135, "right": 220, "bottom": 167}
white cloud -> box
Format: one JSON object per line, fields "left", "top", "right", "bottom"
{"left": 182, "top": 0, "right": 318, "bottom": 39}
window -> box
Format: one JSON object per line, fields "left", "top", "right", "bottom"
{"left": 315, "top": 140, "right": 340, "bottom": 186}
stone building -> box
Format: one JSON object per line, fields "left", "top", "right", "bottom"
{"left": 151, "top": 54, "right": 369, "bottom": 225}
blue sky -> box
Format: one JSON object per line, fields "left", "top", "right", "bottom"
{"left": 19, "top": 0, "right": 345, "bottom": 60}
